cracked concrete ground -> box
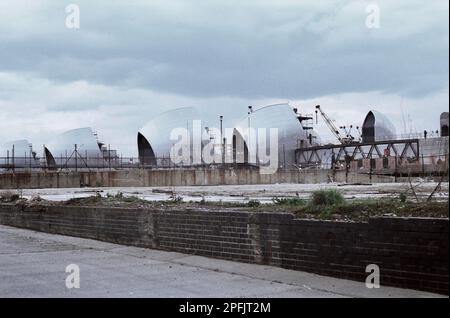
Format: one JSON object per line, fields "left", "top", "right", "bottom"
{"left": 17, "top": 182, "right": 449, "bottom": 204}
{"left": 0, "top": 225, "right": 444, "bottom": 298}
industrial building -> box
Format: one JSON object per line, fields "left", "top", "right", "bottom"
{"left": 138, "top": 107, "right": 202, "bottom": 166}
{"left": 0, "top": 106, "right": 447, "bottom": 178}
{"left": 296, "top": 109, "right": 448, "bottom": 176}
{"left": 361, "top": 110, "right": 397, "bottom": 143}
{"left": 441, "top": 112, "right": 449, "bottom": 137}
{"left": 0, "top": 140, "right": 40, "bottom": 170}
{"left": 137, "top": 103, "right": 320, "bottom": 169}
{"left": 234, "top": 103, "right": 320, "bottom": 168}
{"left": 44, "top": 127, "right": 118, "bottom": 170}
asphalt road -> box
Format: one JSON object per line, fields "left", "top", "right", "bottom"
{"left": 0, "top": 225, "right": 443, "bottom": 298}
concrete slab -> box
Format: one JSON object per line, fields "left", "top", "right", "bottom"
{"left": 15, "top": 182, "right": 450, "bottom": 204}
{"left": 0, "top": 225, "right": 444, "bottom": 298}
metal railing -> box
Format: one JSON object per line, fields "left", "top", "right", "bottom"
{"left": 0, "top": 154, "right": 258, "bottom": 172}
{"left": 367, "top": 132, "right": 443, "bottom": 142}
{"left": 0, "top": 156, "right": 178, "bottom": 171}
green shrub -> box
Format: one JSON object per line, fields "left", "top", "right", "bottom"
{"left": 399, "top": 193, "right": 407, "bottom": 203}
{"left": 272, "top": 197, "right": 306, "bottom": 206}
{"left": 247, "top": 199, "right": 261, "bottom": 207}
{"left": 0, "top": 191, "right": 20, "bottom": 202}
{"left": 122, "top": 195, "right": 142, "bottom": 203}
{"left": 310, "top": 189, "right": 345, "bottom": 206}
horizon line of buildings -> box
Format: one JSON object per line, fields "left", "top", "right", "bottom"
{"left": 1, "top": 103, "right": 448, "bottom": 170}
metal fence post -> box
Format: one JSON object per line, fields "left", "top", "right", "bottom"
{"left": 12, "top": 145, "right": 15, "bottom": 173}
{"left": 108, "top": 144, "right": 111, "bottom": 171}
{"left": 422, "top": 154, "right": 425, "bottom": 176}
{"left": 75, "top": 144, "right": 78, "bottom": 172}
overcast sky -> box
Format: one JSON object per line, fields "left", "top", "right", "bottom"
{"left": 0, "top": 0, "right": 448, "bottom": 156}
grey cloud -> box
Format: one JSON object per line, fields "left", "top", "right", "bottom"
{"left": 0, "top": 0, "right": 448, "bottom": 100}
{"left": 0, "top": 0, "right": 448, "bottom": 156}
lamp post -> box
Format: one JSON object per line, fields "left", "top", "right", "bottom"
{"left": 29, "top": 144, "right": 32, "bottom": 170}
{"left": 219, "top": 115, "right": 223, "bottom": 145}
{"left": 12, "top": 145, "right": 15, "bottom": 173}
{"left": 248, "top": 106, "right": 253, "bottom": 164}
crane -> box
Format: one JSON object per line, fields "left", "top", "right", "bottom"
{"left": 315, "top": 105, "right": 355, "bottom": 145}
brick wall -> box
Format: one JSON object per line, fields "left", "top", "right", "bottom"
{"left": 0, "top": 204, "right": 447, "bottom": 295}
